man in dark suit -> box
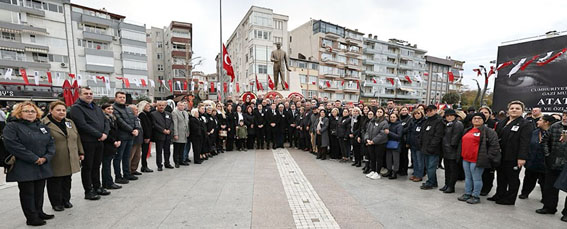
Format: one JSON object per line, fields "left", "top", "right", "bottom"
{"left": 267, "top": 103, "right": 279, "bottom": 149}
{"left": 150, "top": 101, "right": 173, "bottom": 171}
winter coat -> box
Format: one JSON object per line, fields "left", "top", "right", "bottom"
{"left": 132, "top": 117, "right": 144, "bottom": 145}
{"left": 442, "top": 120, "right": 464, "bottom": 160}
{"left": 189, "top": 115, "right": 206, "bottom": 140}
{"left": 496, "top": 116, "right": 533, "bottom": 161}
{"left": 69, "top": 99, "right": 109, "bottom": 143}
{"left": 458, "top": 125, "right": 501, "bottom": 168}
{"left": 363, "top": 118, "right": 389, "bottom": 145}
{"left": 419, "top": 114, "right": 445, "bottom": 155}
{"left": 526, "top": 128, "right": 547, "bottom": 173}
{"left": 236, "top": 125, "right": 248, "bottom": 139}
{"left": 541, "top": 121, "right": 567, "bottom": 171}
{"left": 103, "top": 114, "right": 119, "bottom": 156}
{"left": 406, "top": 117, "right": 424, "bottom": 150}
{"left": 41, "top": 117, "right": 83, "bottom": 177}
{"left": 138, "top": 111, "right": 153, "bottom": 140}
{"left": 150, "top": 110, "right": 173, "bottom": 142}
{"left": 172, "top": 109, "right": 190, "bottom": 143}
{"left": 3, "top": 119, "right": 55, "bottom": 182}
{"left": 244, "top": 112, "right": 256, "bottom": 135}
{"left": 254, "top": 109, "right": 266, "bottom": 128}
{"left": 329, "top": 115, "right": 340, "bottom": 137}
{"left": 316, "top": 116, "right": 330, "bottom": 147}
{"left": 113, "top": 103, "right": 140, "bottom": 141}
{"left": 351, "top": 115, "right": 363, "bottom": 140}
{"left": 387, "top": 120, "right": 403, "bottom": 150}
{"left": 399, "top": 114, "right": 411, "bottom": 144}
{"left": 337, "top": 116, "right": 351, "bottom": 139}
{"left": 226, "top": 111, "right": 237, "bottom": 136}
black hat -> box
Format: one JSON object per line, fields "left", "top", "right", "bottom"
{"left": 468, "top": 107, "right": 476, "bottom": 112}
{"left": 471, "top": 112, "right": 486, "bottom": 122}
{"left": 444, "top": 109, "right": 457, "bottom": 117}
{"left": 425, "top": 105, "right": 437, "bottom": 111}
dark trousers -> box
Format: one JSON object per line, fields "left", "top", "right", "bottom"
{"left": 18, "top": 179, "right": 46, "bottom": 221}
{"left": 542, "top": 169, "right": 567, "bottom": 215}
{"left": 226, "top": 135, "right": 235, "bottom": 151}
{"left": 247, "top": 135, "right": 256, "bottom": 149}
{"left": 520, "top": 169, "right": 545, "bottom": 197}
{"left": 183, "top": 138, "right": 191, "bottom": 161}
{"left": 190, "top": 137, "right": 203, "bottom": 163}
{"left": 481, "top": 168, "right": 495, "bottom": 194}
{"left": 114, "top": 139, "right": 133, "bottom": 178}
{"left": 141, "top": 142, "right": 150, "bottom": 168}
{"left": 329, "top": 135, "right": 340, "bottom": 159}
{"left": 102, "top": 153, "right": 114, "bottom": 187}
{"left": 155, "top": 137, "right": 172, "bottom": 168}
{"left": 46, "top": 175, "right": 71, "bottom": 207}
{"left": 399, "top": 142, "right": 409, "bottom": 175}
{"left": 369, "top": 144, "right": 386, "bottom": 172}
{"left": 268, "top": 126, "right": 277, "bottom": 147}
{"left": 173, "top": 142, "right": 185, "bottom": 165}
{"left": 80, "top": 141, "right": 103, "bottom": 193}
{"left": 352, "top": 139, "right": 362, "bottom": 163}
{"left": 494, "top": 160, "right": 521, "bottom": 204}
{"left": 236, "top": 139, "right": 246, "bottom": 149}
{"left": 256, "top": 127, "right": 265, "bottom": 148}
{"left": 302, "top": 130, "right": 311, "bottom": 150}
{"left": 444, "top": 159, "right": 458, "bottom": 188}
{"left": 288, "top": 127, "right": 296, "bottom": 147}
{"left": 339, "top": 138, "right": 351, "bottom": 158}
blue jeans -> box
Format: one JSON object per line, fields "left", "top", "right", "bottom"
{"left": 102, "top": 154, "right": 114, "bottom": 187}
{"left": 183, "top": 138, "right": 191, "bottom": 161}
{"left": 463, "top": 160, "right": 484, "bottom": 197}
{"left": 423, "top": 153, "right": 439, "bottom": 186}
{"left": 411, "top": 148, "right": 425, "bottom": 178}
{"left": 114, "top": 140, "right": 133, "bottom": 178}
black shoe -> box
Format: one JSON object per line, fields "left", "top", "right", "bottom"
{"left": 63, "top": 202, "right": 73, "bottom": 208}
{"left": 363, "top": 167, "right": 371, "bottom": 174}
{"left": 115, "top": 178, "right": 129, "bottom": 184}
{"left": 535, "top": 208, "right": 556, "bottom": 214}
{"left": 157, "top": 167, "right": 163, "bottom": 171}
{"left": 104, "top": 184, "right": 122, "bottom": 190}
{"left": 439, "top": 185, "right": 448, "bottom": 192}
{"left": 84, "top": 191, "right": 101, "bottom": 200}
{"left": 420, "top": 184, "right": 437, "bottom": 190}
{"left": 518, "top": 194, "right": 528, "bottom": 199}
{"left": 181, "top": 162, "right": 190, "bottom": 166}
{"left": 443, "top": 187, "right": 455, "bottom": 193}
{"left": 141, "top": 167, "right": 154, "bottom": 173}
{"left": 165, "top": 164, "right": 174, "bottom": 169}
{"left": 97, "top": 188, "right": 110, "bottom": 196}
{"left": 561, "top": 215, "right": 567, "bottom": 222}
{"left": 175, "top": 163, "right": 180, "bottom": 168}
{"left": 52, "top": 206, "right": 64, "bottom": 212}
{"left": 351, "top": 162, "right": 357, "bottom": 166}
{"left": 132, "top": 171, "right": 143, "bottom": 176}
{"left": 126, "top": 175, "right": 139, "bottom": 181}
{"left": 495, "top": 200, "right": 515, "bottom": 205}
{"left": 194, "top": 161, "right": 202, "bottom": 164}
{"left": 480, "top": 192, "right": 489, "bottom": 196}
{"left": 26, "top": 219, "right": 46, "bottom": 226}
{"left": 388, "top": 173, "right": 397, "bottom": 180}
{"left": 39, "top": 213, "right": 54, "bottom": 220}
{"left": 487, "top": 196, "right": 499, "bottom": 201}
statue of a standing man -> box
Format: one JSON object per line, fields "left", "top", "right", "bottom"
{"left": 270, "top": 43, "right": 290, "bottom": 90}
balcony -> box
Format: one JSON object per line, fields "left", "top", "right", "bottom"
{"left": 81, "top": 14, "right": 112, "bottom": 27}
{"left": 320, "top": 58, "right": 343, "bottom": 67}
{"left": 83, "top": 31, "right": 113, "bottom": 43}
{"left": 321, "top": 73, "right": 340, "bottom": 79}
{"left": 171, "top": 37, "right": 191, "bottom": 44}
{"left": 345, "top": 64, "right": 362, "bottom": 71}
{"left": 344, "top": 74, "right": 359, "bottom": 80}
{"left": 172, "top": 50, "right": 188, "bottom": 58}
{"left": 343, "top": 87, "right": 359, "bottom": 93}
{"left": 363, "top": 48, "right": 379, "bottom": 54}
{"left": 345, "top": 37, "right": 362, "bottom": 45}
{"left": 325, "top": 32, "right": 341, "bottom": 40}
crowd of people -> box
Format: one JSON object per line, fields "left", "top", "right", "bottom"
{"left": 1, "top": 88, "right": 567, "bottom": 225}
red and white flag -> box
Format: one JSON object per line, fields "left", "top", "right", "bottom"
{"left": 149, "top": 79, "right": 155, "bottom": 88}
{"left": 520, "top": 55, "right": 539, "bottom": 71}
{"left": 236, "top": 82, "right": 240, "bottom": 93}
{"left": 47, "top": 72, "right": 52, "bottom": 84}
{"left": 405, "top": 75, "right": 413, "bottom": 84}
{"left": 222, "top": 43, "right": 235, "bottom": 82}
{"left": 33, "top": 71, "right": 40, "bottom": 85}
{"left": 20, "top": 69, "right": 29, "bottom": 85}
{"left": 508, "top": 58, "right": 526, "bottom": 77}
{"left": 267, "top": 75, "right": 275, "bottom": 90}
{"left": 447, "top": 72, "right": 454, "bottom": 82}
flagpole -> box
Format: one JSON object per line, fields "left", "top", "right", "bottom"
{"left": 219, "top": 0, "right": 223, "bottom": 101}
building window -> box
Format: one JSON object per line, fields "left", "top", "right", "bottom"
{"left": 77, "top": 39, "right": 109, "bottom": 50}
{"left": 0, "top": 50, "right": 25, "bottom": 61}
{"left": 30, "top": 35, "right": 36, "bottom": 43}
{"left": 84, "top": 24, "right": 107, "bottom": 34}
{"left": 1, "top": 32, "right": 15, "bottom": 41}
{"left": 32, "top": 53, "right": 48, "bottom": 63}
{"left": 157, "top": 53, "right": 162, "bottom": 59}
{"left": 157, "top": 64, "right": 164, "bottom": 71}
{"left": 299, "top": 74, "right": 307, "bottom": 84}
{"left": 157, "top": 41, "right": 163, "bottom": 48}
{"left": 48, "top": 54, "right": 69, "bottom": 63}
{"left": 258, "top": 64, "right": 267, "bottom": 74}
{"left": 274, "top": 20, "right": 284, "bottom": 30}
{"left": 274, "top": 36, "right": 283, "bottom": 44}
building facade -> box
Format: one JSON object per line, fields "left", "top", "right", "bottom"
{"left": 225, "top": 6, "right": 289, "bottom": 94}
{"left": 290, "top": 57, "right": 318, "bottom": 99}
{"left": 290, "top": 19, "right": 363, "bottom": 103}
{"left": 424, "top": 55, "right": 464, "bottom": 105}
{"left": 0, "top": 0, "right": 150, "bottom": 103}
{"left": 146, "top": 21, "right": 192, "bottom": 100}
{"left": 361, "top": 35, "right": 427, "bottom": 104}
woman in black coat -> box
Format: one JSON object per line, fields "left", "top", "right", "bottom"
{"left": 138, "top": 101, "right": 153, "bottom": 172}
{"left": 225, "top": 104, "right": 236, "bottom": 151}
{"left": 385, "top": 113, "right": 403, "bottom": 179}
{"left": 199, "top": 105, "right": 211, "bottom": 159}
{"left": 189, "top": 108, "right": 205, "bottom": 164}
{"left": 351, "top": 107, "right": 363, "bottom": 167}
{"left": 328, "top": 108, "right": 340, "bottom": 159}
{"left": 215, "top": 104, "right": 227, "bottom": 154}
{"left": 254, "top": 104, "right": 266, "bottom": 149}
{"left": 244, "top": 105, "right": 256, "bottom": 149}
{"left": 407, "top": 110, "right": 425, "bottom": 182}
{"left": 101, "top": 104, "right": 121, "bottom": 190}
{"left": 337, "top": 108, "right": 351, "bottom": 163}
{"left": 3, "top": 102, "right": 55, "bottom": 226}
{"left": 295, "top": 107, "right": 306, "bottom": 150}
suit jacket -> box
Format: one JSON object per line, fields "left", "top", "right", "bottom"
{"left": 41, "top": 117, "right": 84, "bottom": 177}
{"left": 150, "top": 110, "right": 173, "bottom": 141}
{"left": 69, "top": 99, "right": 109, "bottom": 142}
{"left": 172, "top": 109, "right": 189, "bottom": 143}
{"left": 496, "top": 117, "right": 532, "bottom": 161}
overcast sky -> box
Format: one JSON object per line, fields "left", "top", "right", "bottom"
{"left": 74, "top": 0, "right": 567, "bottom": 91}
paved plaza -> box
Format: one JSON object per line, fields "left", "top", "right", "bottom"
{"left": 0, "top": 147, "right": 565, "bottom": 228}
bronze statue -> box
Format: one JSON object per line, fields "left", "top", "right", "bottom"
{"left": 270, "top": 43, "right": 290, "bottom": 90}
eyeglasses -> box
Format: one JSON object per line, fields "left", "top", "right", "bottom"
{"left": 22, "top": 110, "right": 37, "bottom": 114}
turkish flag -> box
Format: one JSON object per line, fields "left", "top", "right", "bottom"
{"left": 325, "top": 81, "right": 331, "bottom": 88}
{"left": 47, "top": 72, "right": 52, "bottom": 84}
{"left": 341, "top": 80, "right": 345, "bottom": 86}
{"left": 447, "top": 72, "right": 454, "bottom": 82}
{"left": 372, "top": 78, "right": 377, "bottom": 84}
{"left": 71, "top": 80, "right": 79, "bottom": 102}
{"left": 183, "top": 80, "right": 188, "bottom": 90}
{"left": 236, "top": 83, "right": 240, "bottom": 93}
{"left": 356, "top": 80, "right": 360, "bottom": 89}
{"left": 387, "top": 78, "right": 394, "bottom": 85}
{"left": 223, "top": 43, "right": 235, "bottom": 82}
{"left": 19, "top": 69, "right": 29, "bottom": 85}
{"left": 423, "top": 72, "right": 429, "bottom": 76}
{"left": 62, "top": 80, "right": 73, "bottom": 106}
{"left": 210, "top": 82, "right": 215, "bottom": 92}
{"left": 405, "top": 75, "right": 413, "bottom": 84}
{"left": 141, "top": 79, "right": 147, "bottom": 87}
{"left": 168, "top": 80, "right": 173, "bottom": 92}
{"left": 267, "top": 75, "right": 274, "bottom": 90}
{"left": 223, "top": 82, "right": 228, "bottom": 92}
{"left": 283, "top": 81, "right": 289, "bottom": 90}
{"left": 68, "top": 73, "right": 75, "bottom": 79}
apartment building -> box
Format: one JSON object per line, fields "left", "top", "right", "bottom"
{"left": 146, "top": 21, "right": 192, "bottom": 100}
{"left": 290, "top": 57, "right": 318, "bottom": 99}
{"left": 225, "top": 6, "right": 289, "bottom": 93}
{"left": 361, "top": 35, "right": 427, "bottom": 104}
{"left": 424, "top": 55, "right": 464, "bottom": 105}
{"left": 290, "top": 19, "right": 363, "bottom": 103}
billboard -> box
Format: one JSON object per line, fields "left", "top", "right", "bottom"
{"left": 493, "top": 35, "right": 567, "bottom": 112}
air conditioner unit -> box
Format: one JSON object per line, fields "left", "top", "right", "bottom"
{"left": 60, "top": 63, "right": 68, "bottom": 68}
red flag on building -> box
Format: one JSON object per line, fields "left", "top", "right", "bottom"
{"left": 47, "top": 72, "right": 52, "bottom": 84}
{"left": 168, "top": 80, "right": 173, "bottom": 92}
{"left": 267, "top": 75, "right": 274, "bottom": 90}
{"left": 210, "top": 81, "right": 215, "bottom": 92}
{"left": 372, "top": 78, "right": 377, "bottom": 84}
{"left": 19, "top": 69, "right": 29, "bottom": 85}
{"left": 356, "top": 80, "right": 360, "bottom": 89}
{"left": 236, "top": 82, "right": 240, "bottom": 93}
{"left": 68, "top": 73, "right": 75, "bottom": 79}
{"left": 325, "top": 81, "right": 331, "bottom": 88}
{"left": 423, "top": 72, "right": 429, "bottom": 76}
{"left": 182, "top": 80, "right": 187, "bottom": 90}
{"left": 141, "top": 79, "right": 147, "bottom": 87}
{"left": 341, "top": 80, "right": 345, "bottom": 86}
{"left": 223, "top": 82, "right": 228, "bottom": 92}
{"left": 222, "top": 43, "right": 235, "bottom": 82}
{"left": 405, "top": 75, "right": 413, "bottom": 84}
{"left": 386, "top": 78, "right": 394, "bottom": 85}
{"left": 447, "top": 72, "right": 454, "bottom": 82}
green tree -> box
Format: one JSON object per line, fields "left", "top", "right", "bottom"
{"left": 136, "top": 95, "right": 151, "bottom": 103}
{"left": 442, "top": 92, "right": 460, "bottom": 105}
{"left": 98, "top": 96, "right": 110, "bottom": 105}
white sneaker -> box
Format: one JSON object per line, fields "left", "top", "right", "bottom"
{"left": 366, "top": 171, "right": 375, "bottom": 178}
{"left": 370, "top": 173, "right": 381, "bottom": 180}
